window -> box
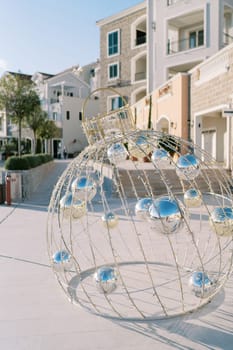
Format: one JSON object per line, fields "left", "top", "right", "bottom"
{"left": 52, "top": 112, "right": 57, "bottom": 121}
{"left": 136, "top": 30, "right": 146, "bottom": 46}
{"left": 131, "top": 15, "right": 147, "bottom": 49}
{"left": 79, "top": 112, "right": 82, "bottom": 121}
{"left": 66, "top": 111, "right": 70, "bottom": 120}
{"left": 198, "top": 30, "right": 204, "bottom": 45}
{"left": 189, "top": 29, "right": 204, "bottom": 49}
{"left": 108, "top": 30, "right": 120, "bottom": 56}
{"left": 189, "top": 32, "right": 196, "bottom": 48}
{"left": 110, "top": 96, "right": 124, "bottom": 111}
{"left": 56, "top": 91, "right": 61, "bottom": 102}
{"left": 108, "top": 62, "right": 119, "bottom": 80}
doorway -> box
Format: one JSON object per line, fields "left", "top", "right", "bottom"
{"left": 201, "top": 129, "right": 216, "bottom": 161}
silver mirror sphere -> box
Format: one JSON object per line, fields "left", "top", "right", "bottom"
{"left": 149, "top": 196, "right": 185, "bottom": 234}
{"left": 176, "top": 154, "right": 200, "bottom": 180}
{"left": 71, "top": 176, "right": 97, "bottom": 201}
{"left": 94, "top": 266, "right": 118, "bottom": 294}
{"left": 189, "top": 271, "right": 213, "bottom": 298}
{"left": 102, "top": 212, "right": 118, "bottom": 229}
{"left": 184, "top": 188, "right": 202, "bottom": 208}
{"left": 128, "top": 135, "right": 152, "bottom": 160}
{"left": 135, "top": 197, "right": 153, "bottom": 220}
{"left": 59, "top": 192, "right": 86, "bottom": 219}
{"left": 151, "top": 148, "right": 169, "bottom": 163}
{"left": 52, "top": 250, "right": 73, "bottom": 272}
{"left": 209, "top": 207, "right": 233, "bottom": 236}
{"left": 107, "top": 143, "right": 128, "bottom": 164}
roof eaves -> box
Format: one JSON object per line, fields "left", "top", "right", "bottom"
{"left": 96, "top": 1, "right": 146, "bottom": 27}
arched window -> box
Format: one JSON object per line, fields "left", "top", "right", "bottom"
{"left": 131, "top": 15, "right": 147, "bottom": 49}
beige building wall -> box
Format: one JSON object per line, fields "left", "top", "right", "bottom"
{"left": 61, "top": 96, "right": 99, "bottom": 155}
{"left": 97, "top": 2, "right": 147, "bottom": 113}
{"left": 190, "top": 43, "right": 233, "bottom": 169}
{"left": 132, "top": 73, "right": 189, "bottom": 141}
{"left": 152, "top": 73, "right": 189, "bottom": 140}
{"left": 132, "top": 96, "right": 149, "bottom": 130}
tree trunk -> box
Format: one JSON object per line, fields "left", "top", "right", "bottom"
{"left": 33, "top": 130, "right": 36, "bottom": 154}
{"left": 18, "top": 118, "right": 22, "bottom": 157}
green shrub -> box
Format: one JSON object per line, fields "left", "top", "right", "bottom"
{"left": 5, "top": 156, "right": 30, "bottom": 170}
{"left": 22, "top": 155, "right": 40, "bottom": 168}
{"left": 37, "top": 153, "right": 52, "bottom": 164}
{"left": 37, "top": 153, "right": 46, "bottom": 164}
{"left": 4, "top": 153, "right": 53, "bottom": 170}
{"left": 43, "top": 154, "right": 53, "bottom": 163}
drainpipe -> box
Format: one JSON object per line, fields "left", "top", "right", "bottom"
{"left": 5, "top": 173, "right": 11, "bottom": 206}
{"left": 187, "top": 74, "right": 191, "bottom": 142}
{"left": 147, "top": 95, "right": 152, "bottom": 129}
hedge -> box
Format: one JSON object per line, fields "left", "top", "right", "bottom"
{"left": 5, "top": 153, "right": 53, "bottom": 170}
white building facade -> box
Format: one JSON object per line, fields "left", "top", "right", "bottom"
{"left": 32, "top": 63, "right": 100, "bottom": 157}
{"left": 147, "top": 0, "right": 233, "bottom": 92}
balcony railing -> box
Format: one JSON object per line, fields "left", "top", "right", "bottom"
{"left": 135, "top": 34, "right": 146, "bottom": 46}
{"left": 50, "top": 98, "right": 60, "bottom": 104}
{"left": 167, "top": 37, "right": 204, "bottom": 55}
{"left": 167, "top": 0, "right": 183, "bottom": 6}
{"left": 135, "top": 72, "right": 146, "bottom": 81}
{"left": 223, "top": 32, "right": 233, "bottom": 46}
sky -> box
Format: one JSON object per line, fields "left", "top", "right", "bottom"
{"left": 0, "top": 0, "right": 143, "bottom": 76}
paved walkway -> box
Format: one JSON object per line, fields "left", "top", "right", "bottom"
{"left": 0, "top": 159, "right": 233, "bottom": 349}
{"left": 22, "top": 159, "right": 69, "bottom": 208}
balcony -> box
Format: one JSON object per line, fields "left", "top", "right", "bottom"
{"left": 167, "top": 9, "right": 204, "bottom": 55}
{"left": 223, "top": 32, "right": 233, "bottom": 47}
{"left": 167, "top": 34, "right": 204, "bottom": 55}
{"left": 50, "top": 98, "right": 60, "bottom": 104}
{"left": 134, "top": 53, "right": 147, "bottom": 82}
{"left": 135, "top": 72, "right": 146, "bottom": 81}
{"left": 133, "top": 16, "right": 147, "bottom": 48}
{"left": 167, "top": 0, "right": 183, "bottom": 6}
{"left": 135, "top": 33, "right": 146, "bottom": 46}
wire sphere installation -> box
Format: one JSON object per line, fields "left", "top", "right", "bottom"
{"left": 47, "top": 88, "right": 233, "bottom": 320}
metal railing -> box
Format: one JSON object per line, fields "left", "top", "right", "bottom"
{"left": 50, "top": 98, "right": 60, "bottom": 104}
{"left": 223, "top": 32, "right": 233, "bottom": 46}
{"left": 167, "top": 0, "right": 183, "bottom": 6}
{"left": 135, "top": 72, "right": 146, "bottom": 81}
{"left": 167, "top": 37, "right": 204, "bottom": 54}
{"left": 135, "top": 34, "right": 146, "bottom": 46}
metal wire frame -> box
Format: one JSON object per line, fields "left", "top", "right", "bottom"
{"left": 47, "top": 128, "right": 233, "bottom": 321}
{"left": 81, "top": 87, "right": 136, "bottom": 145}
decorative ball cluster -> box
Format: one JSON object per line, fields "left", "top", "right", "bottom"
{"left": 47, "top": 105, "right": 233, "bottom": 320}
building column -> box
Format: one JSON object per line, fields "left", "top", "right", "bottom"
{"left": 226, "top": 116, "right": 231, "bottom": 170}
{"left": 147, "top": 0, "right": 156, "bottom": 94}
